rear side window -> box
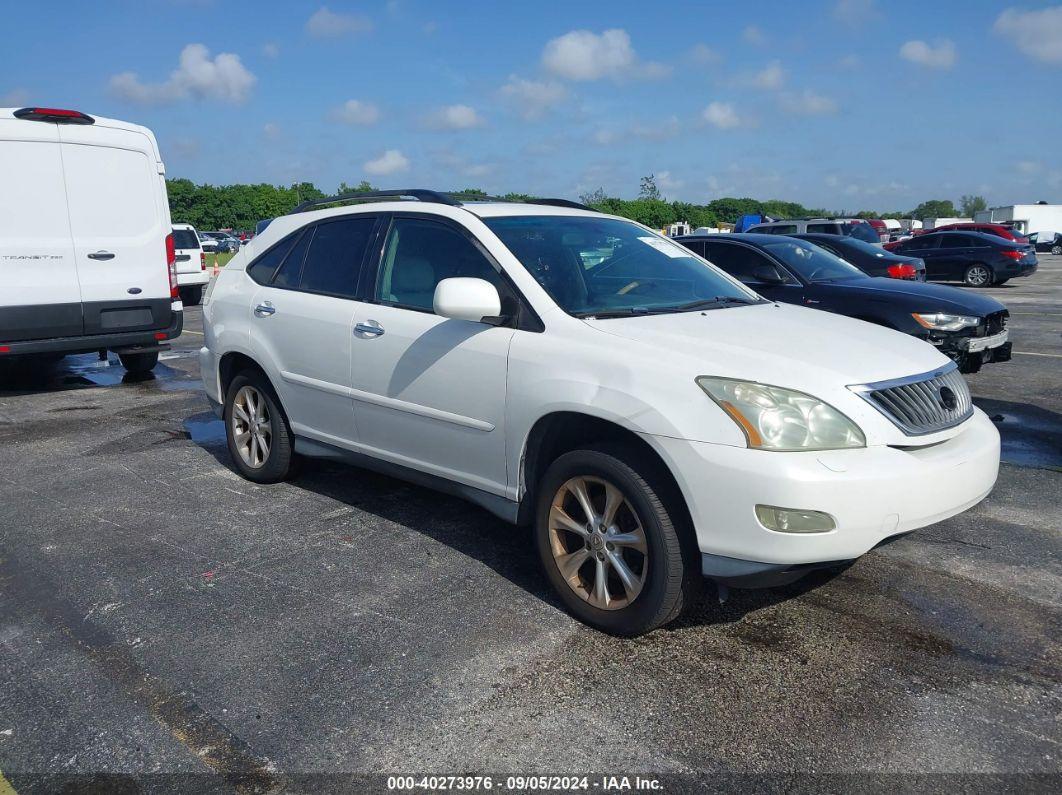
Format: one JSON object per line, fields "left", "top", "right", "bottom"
{"left": 298, "top": 217, "right": 376, "bottom": 298}
{"left": 770, "top": 224, "right": 798, "bottom": 234}
{"left": 941, "top": 233, "right": 980, "bottom": 247}
{"left": 247, "top": 232, "right": 301, "bottom": 284}
{"left": 903, "top": 235, "right": 939, "bottom": 251}
{"left": 273, "top": 231, "right": 312, "bottom": 289}
{"left": 806, "top": 223, "right": 840, "bottom": 234}
{"left": 172, "top": 229, "right": 200, "bottom": 249}
{"left": 678, "top": 240, "right": 706, "bottom": 257}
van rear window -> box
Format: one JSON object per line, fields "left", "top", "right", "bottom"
{"left": 172, "top": 230, "right": 200, "bottom": 249}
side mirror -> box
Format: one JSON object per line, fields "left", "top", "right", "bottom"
{"left": 433, "top": 277, "right": 503, "bottom": 324}
{"left": 752, "top": 265, "right": 785, "bottom": 284}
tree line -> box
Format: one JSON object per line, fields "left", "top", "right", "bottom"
{"left": 165, "top": 175, "right": 988, "bottom": 232}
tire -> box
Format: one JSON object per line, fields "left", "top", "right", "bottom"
{"left": 1051, "top": 245, "right": 1061, "bottom": 256}
{"left": 534, "top": 443, "right": 699, "bottom": 636}
{"left": 118, "top": 350, "right": 159, "bottom": 374}
{"left": 994, "top": 278, "right": 1009, "bottom": 286}
{"left": 181, "top": 285, "right": 203, "bottom": 306}
{"left": 963, "top": 263, "right": 993, "bottom": 287}
{"left": 223, "top": 369, "right": 295, "bottom": 483}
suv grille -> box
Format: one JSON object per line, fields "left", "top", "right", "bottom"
{"left": 984, "top": 310, "right": 1008, "bottom": 336}
{"left": 849, "top": 363, "right": 973, "bottom": 436}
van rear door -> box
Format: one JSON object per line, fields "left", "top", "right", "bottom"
{"left": 58, "top": 124, "right": 172, "bottom": 336}
{"left": 0, "top": 118, "right": 82, "bottom": 341}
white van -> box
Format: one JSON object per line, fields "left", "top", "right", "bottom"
{"left": 172, "top": 223, "right": 209, "bottom": 306}
{"left": 0, "top": 106, "right": 182, "bottom": 373}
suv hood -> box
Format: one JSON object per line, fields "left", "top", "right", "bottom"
{"left": 829, "top": 277, "right": 1005, "bottom": 315}
{"left": 583, "top": 301, "right": 949, "bottom": 389}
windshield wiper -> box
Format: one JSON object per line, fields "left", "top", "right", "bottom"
{"left": 671, "top": 296, "right": 759, "bottom": 311}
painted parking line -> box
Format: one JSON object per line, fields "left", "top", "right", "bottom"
{"left": 1013, "top": 351, "right": 1062, "bottom": 358}
{"left": 179, "top": 330, "right": 204, "bottom": 336}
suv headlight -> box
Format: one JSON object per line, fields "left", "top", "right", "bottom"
{"left": 911, "top": 312, "right": 979, "bottom": 331}
{"left": 697, "top": 377, "right": 865, "bottom": 451}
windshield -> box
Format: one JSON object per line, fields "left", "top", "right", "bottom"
{"left": 841, "top": 222, "right": 881, "bottom": 244}
{"left": 172, "top": 229, "right": 200, "bottom": 249}
{"left": 484, "top": 216, "right": 759, "bottom": 316}
{"left": 761, "top": 239, "right": 867, "bottom": 282}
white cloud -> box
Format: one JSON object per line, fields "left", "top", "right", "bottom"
{"left": 837, "top": 53, "right": 861, "bottom": 69}
{"left": 656, "top": 171, "right": 684, "bottom": 192}
{"left": 688, "top": 43, "right": 722, "bottom": 64}
{"left": 306, "top": 6, "right": 372, "bottom": 39}
{"left": 701, "top": 102, "right": 742, "bottom": 130}
{"left": 541, "top": 28, "right": 666, "bottom": 81}
{"left": 1016, "top": 160, "right": 1040, "bottom": 174}
{"left": 994, "top": 7, "right": 1062, "bottom": 65}
{"left": 261, "top": 42, "right": 280, "bottom": 59}
{"left": 592, "top": 129, "right": 619, "bottom": 145}
{"left": 899, "top": 39, "right": 957, "bottom": 69}
{"left": 742, "top": 25, "right": 766, "bottom": 45}
{"left": 364, "top": 149, "right": 409, "bottom": 176}
{"left": 499, "top": 75, "right": 568, "bottom": 119}
{"left": 109, "top": 44, "right": 256, "bottom": 105}
{"left": 330, "top": 99, "right": 381, "bottom": 126}
{"left": 780, "top": 89, "right": 838, "bottom": 115}
{"left": 263, "top": 122, "right": 281, "bottom": 139}
{"left": 749, "top": 60, "right": 785, "bottom": 89}
{"left": 833, "top": 0, "right": 878, "bottom": 27}
{"left": 426, "top": 104, "right": 484, "bottom": 130}
{"left": 632, "top": 115, "right": 681, "bottom": 141}
{"left": 1, "top": 87, "right": 29, "bottom": 106}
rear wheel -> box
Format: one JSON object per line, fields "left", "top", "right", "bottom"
{"left": 1051, "top": 244, "right": 1061, "bottom": 255}
{"left": 224, "top": 370, "right": 295, "bottom": 483}
{"left": 118, "top": 350, "right": 158, "bottom": 374}
{"left": 181, "top": 285, "right": 203, "bottom": 306}
{"left": 535, "top": 444, "right": 698, "bottom": 636}
{"left": 963, "top": 263, "right": 992, "bottom": 287}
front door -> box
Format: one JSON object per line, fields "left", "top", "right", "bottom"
{"left": 349, "top": 216, "right": 515, "bottom": 497}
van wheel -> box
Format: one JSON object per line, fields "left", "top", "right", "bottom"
{"left": 535, "top": 444, "right": 698, "bottom": 636}
{"left": 224, "top": 370, "right": 294, "bottom": 483}
{"left": 118, "top": 351, "right": 159, "bottom": 374}
{"left": 963, "top": 264, "right": 993, "bottom": 287}
{"left": 181, "top": 286, "right": 203, "bottom": 306}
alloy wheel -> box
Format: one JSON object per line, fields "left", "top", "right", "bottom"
{"left": 547, "top": 476, "right": 648, "bottom": 610}
{"left": 232, "top": 385, "right": 271, "bottom": 468}
{"left": 967, "top": 265, "right": 990, "bottom": 286}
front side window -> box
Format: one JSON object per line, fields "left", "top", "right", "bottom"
{"left": 902, "top": 235, "right": 939, "bottom": 251}
{"left": 759, "top": 239, "right": 867, "bottom": 283}
{"left": 704, "top": 242, "right": 795, "bottom": 285}
{"left": 376, "top": 218, "right": 501, "bottom": 312}
{"left": 485, "top": 216, "right": 758, "bottom": 316}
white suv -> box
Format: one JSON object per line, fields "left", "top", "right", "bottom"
{"left": 172, "top": 223, "right": 209, "bottom": 306}
{"left": 200, "top": 190, "right": 1000, "bottom": 635}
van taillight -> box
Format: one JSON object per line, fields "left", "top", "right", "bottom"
{"left": 165, "top": 233, "right": 179, "bottom": 298}
{"left": 200, "top": 252, "right": 206, "bottom": 270}
{"left": 14, "top": 107, "right": 95, "bottom": 125}
{"left": 887, "top": 264, "right": 918, "bottom": 279}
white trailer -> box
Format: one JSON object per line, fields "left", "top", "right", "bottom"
{"left": 922, "top": 217, "right": 972, "bottom": 230}
{"left": 973, "top": 204, "right": 1062, "bottom": 239}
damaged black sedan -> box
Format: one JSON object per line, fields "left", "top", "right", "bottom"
{"left": 676, "top": 233, "right": 1010, "bottom": 373}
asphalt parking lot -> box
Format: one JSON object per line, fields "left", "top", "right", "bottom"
{"left": 1, "top": 259, "right": 1060, "bottom": 791}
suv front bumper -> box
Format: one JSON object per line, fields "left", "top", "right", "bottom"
{"left": 649, "top": 408, "right": 1000, "bottom": 578}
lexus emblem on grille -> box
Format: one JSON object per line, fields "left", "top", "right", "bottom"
{"left": 938, "top": 386, "right": 958, "bottom": 411}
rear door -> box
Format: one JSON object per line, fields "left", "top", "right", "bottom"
{"left": 249, "top": 215, "right": 379, "bottom": 444}
{"left": 0, "top": 121, "right": 81, "bottom": 340}
{"left": 937, "top": 233, "right": 983, "bottom": 280}
{"left": 58, "top": 124, "right": 172, "bottom": 335}
{"left": 901, "top": 234, "right": 944, "bottom": 279}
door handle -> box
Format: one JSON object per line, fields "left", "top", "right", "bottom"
{"left": 254, "top": 302, "right": 276, "bottom": 317}
{"left": 354, "top": 321, "right": 384, "bottom": 337}
{"left": 87, "top": 251, "right": 115, "bottom": 261}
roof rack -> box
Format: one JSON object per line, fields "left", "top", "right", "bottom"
{"left": 292, "top": 189, "right": 596, "bottom": 215}
{"left": 292, "top": 189, "right": 461, "bottom": 213}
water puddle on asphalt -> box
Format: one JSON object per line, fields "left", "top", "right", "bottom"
{"left": 975, "top": 397, "right": 1062, "bottom": 470}
{"left": 0, "top": 353, "right": 188, "bottom": 394}
{"left": 184, "top": 412, "right": 226, "bottom": 447}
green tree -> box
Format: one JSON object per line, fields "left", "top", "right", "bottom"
{"left": 337, "top": 180, "right": 376, "bottom": 194}
{"left": 959, "top": 194, "right": 987, "bottom": 217}
{"left": 639, "top": 175, "right": 661, "bottom": 201}
{"left": 579, "top": 187, "right": 608, "bottom": 207}
{"left": 909, "top": 199, "right": 958, "bottom": 220}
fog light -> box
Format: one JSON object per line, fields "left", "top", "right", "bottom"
{"left": 755, "top": 505, "right": 836, "bottom": 534}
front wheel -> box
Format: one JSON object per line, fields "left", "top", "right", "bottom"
{"left": 535, "top": 444, "right": 699, "bottom": 636}
{"left": 963, "top": 263, "right": 993, "bottom": 287}
{"left": 224, "top": 370, "right": 295, "bottom": 483}
{"left": 118, "top": 350, "right": 158, "bottom": 374}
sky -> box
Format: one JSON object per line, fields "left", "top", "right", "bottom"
{"left": 2, "top": 0, "right": 1061, "bottom": 212}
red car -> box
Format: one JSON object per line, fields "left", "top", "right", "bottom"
{"left": 928, "top": 223, "right": 1028, "bottom": 244}
{"left": 864, "top": 218, "right": 889, "bottom": 242}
